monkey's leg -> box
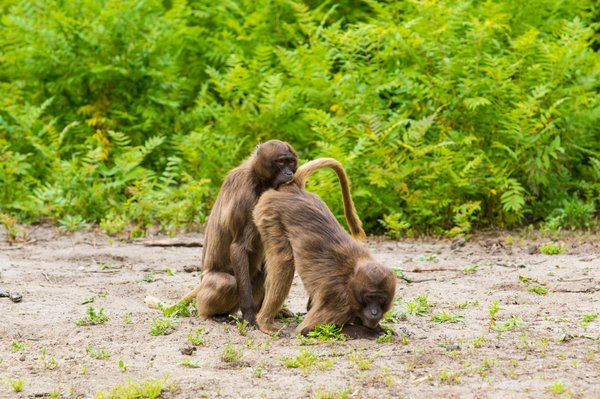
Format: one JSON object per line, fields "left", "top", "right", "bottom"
{"left": 256, "top": 235, "right": 295, "bottom": 334}
{"left": 251, "top": 271, "right": 266, "bottom": 310}
{"left": 230, "top": 237, "right": 258, "bottom": 326}
{"left": 195, "top": 271, "right": 239, "bottom": 318}
{"left": 252, "top": 271, "right": 295, "bottom": 319}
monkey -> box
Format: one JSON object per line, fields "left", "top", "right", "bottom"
{"left": 146, "top": 140, "right": 298, "bottom": 326}
{"left": 252, "top": 158, "right": 396, "bottom": 336}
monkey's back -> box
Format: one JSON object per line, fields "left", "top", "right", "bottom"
{"left": 255, "top": 186, "right": 370, "bottom": 294}
{"left": 202, "top": 163, "right": 262, "bottom": 275}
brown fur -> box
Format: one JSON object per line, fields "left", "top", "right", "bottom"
{"left": 253, "top": 158, "right": 396, "bottom": 335}
{"left": 147, "top": 140, "right": 298, "bottom": 326}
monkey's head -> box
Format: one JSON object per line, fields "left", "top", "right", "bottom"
{"left": 253, "top": 140, "right": 298, "bottom": 188}
{"left": 350, "top": 260, "right": 396, "bottom": 329}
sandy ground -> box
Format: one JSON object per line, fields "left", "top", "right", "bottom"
{"left": 0, "top": 226, "right": 599, "bottom": 398}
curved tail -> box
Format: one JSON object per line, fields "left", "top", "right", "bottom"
{"left": 294, "top": 158, "right": 367, "bottom": 241}
{"left": 145, "top": 285, "right": 200, "bottom": 311}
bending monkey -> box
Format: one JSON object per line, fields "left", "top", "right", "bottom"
{"left": 146, "top": 140, "right": 297, "bottom": 325}
{"left": 253, "top": 158, "right": 396, "bottom": 336}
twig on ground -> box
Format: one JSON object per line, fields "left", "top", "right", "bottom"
{"left": 410, "top": 267, "right": 462, "bottom": 273}
{"left": 1, "top": 239, "right": 38, "bottom": 250}
{"left": 140, "top": 239, "right": 203, "bottom": 247}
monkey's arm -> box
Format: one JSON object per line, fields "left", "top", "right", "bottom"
{"left": 229, "top": 222, "right": 258, "bottom": 326}
{"left": 341, "top": 324, "right": 390, "bottom": 339}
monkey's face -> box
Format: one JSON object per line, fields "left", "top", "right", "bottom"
{"left": 255, "top": 140, "right": 298, "bottom": 188}
{"left": 352, "top": 262, "right": 396, "bottom": 329}
{"left": 358, "top": 292, "right": 388, "bottom": 328}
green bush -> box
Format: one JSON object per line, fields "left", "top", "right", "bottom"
{"left": 1, "top": 0, "right": 598, "bottom": 235}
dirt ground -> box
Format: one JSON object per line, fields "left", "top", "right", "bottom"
{"left": 0, "top": 226, "right": 599, "bottom": 399}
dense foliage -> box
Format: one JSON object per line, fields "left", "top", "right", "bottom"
{"left": 1, "top": 0, "right": 599, "bottom": 236}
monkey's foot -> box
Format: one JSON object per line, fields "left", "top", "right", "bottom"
{"left": 212, "top": 314, "right": 238, "bottom": 324}
{"left": 257, "top": 319, "right": 280, "bottom": 334}
{"left": 276, "top": 307, "right": 295, "bottom": 319}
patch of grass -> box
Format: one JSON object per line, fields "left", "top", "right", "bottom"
{"left": 456, "top": 300, "right": 478, "bottom": 309}
{"left": 100, "top": 213, "right": 126, "bottom": 235}
{"left": 187, "top": 327, "right": 207, "bottom": 346}
{"left": 10, "top": 341, "right": 27, "bottom": 351}
{"left": 311, "top": 386, "right": 352, "bottom": 399}
{"left": 252, "top": 367, "right": 265, "bottom": 378}
{"left": 143, "top": 272, "right": 156, "bottom": 283}
{"left": 4, "top": 377, "right": 24, "bottom": 393}
{"left": 382, "top": 308, "right": 405, "bottom": 323}
{"left": 438, "top": 368, "right": 461, "bottom": 384}
{"left": 86, "top": 344, "right": 111, "bottom": 360}
{"left": 470, "top": 336, "right": 485, "bottom": 348}
{"left": 76, "top": 307, "right": 109, "bottom": 326}
{"left": 548, "top": 381, "right": 568, "bottom": 395}
{"left": 405, "top": 295, "right": 432, "bottom": 316}
{"left": 579, "top": 313, "right": 598, "bottom": 326}
{"left": 40, "top": 350, "right": 59, "bottom": 369}
{"left": 489, "top": 300, "right": 500, "bottom": 329}
{"left": 540, "top": 242, "right": 567, "bottom": 255}
{"left": 392, "top": 268, "right": 411, "bottom": 282}
{"left": 418, "top": 254, "right": 439, "bottom": 262}
{"left": 149, "top": 317, "right": 179, "bottom": 336}
{"left": 58, "top": 215, "right": 89, "bottom": 233}
{"left": 181, "top": 357, "right": 202, "bottom": 368}
{"left": 123, "top": 312, "right": 134, "bottom": 324}
{"left": 494, "top": 316, "right": 524, "bottom": 333}
{"left": 221, "top": 343, "right": 243, "bottom": 363}
{"left": 165, "top": 267, "right": 176, "bottom": 276}
{"left": 299, "top": 323, "right": 348, "bottom": 345}
{"left": 94, "top": 376, "right": 172, "bottom": 399}
{"left": 158, "top": 299, "right": 196, "bottom": 318}
{"left": 462, "top": 264, "right": 479, "bottom": 273}
{"left": 233, "top": 316, "right": 251, "bottom": 336}
{"left": 280, "top": 348, "right": 334, "bottom": 372}
{"left": 528, "top": 286, "right": 549, "bottom": 295}
{"left": 376, "top": 325, "right": 397, "bottom": 344}
{"left": 349, "top": 353, "right": 371, "bottom": 370}
{"left": 98, "top": 261, "right": 113, "bottom": 270}
{"left": 118, "top": 359, "right": 128, "bottom": 372}
{"left": 0, "top": 213, "right": 21, "bottom": 242}
{"left": 431, "top": 312, "right": 464, "bottom": 323}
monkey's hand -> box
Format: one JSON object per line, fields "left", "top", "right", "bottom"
{"left": 241, "top": 311, "right": 257, "bottom": 328}
{"left": 341, "top": 324, "right": 394, "bottom": 340}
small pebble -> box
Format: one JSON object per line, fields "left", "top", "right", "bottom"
{"left": 183, "top": 264, "right": 200, "bottom": 273}
{"left": 9, "top": 292, "right": 23, "bottom": 302}
{"left": 180, "top": 346, "right": 197, "bottom": 355}
{"left": 0, "top": 289, "right": 9, "bottom": 297}
{"left": 528, "top": 245, "right": 538, "bottom": 255}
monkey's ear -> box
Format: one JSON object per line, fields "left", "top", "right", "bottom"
{"left": 256, "top": 143, "right": 262, "bottom": 154}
